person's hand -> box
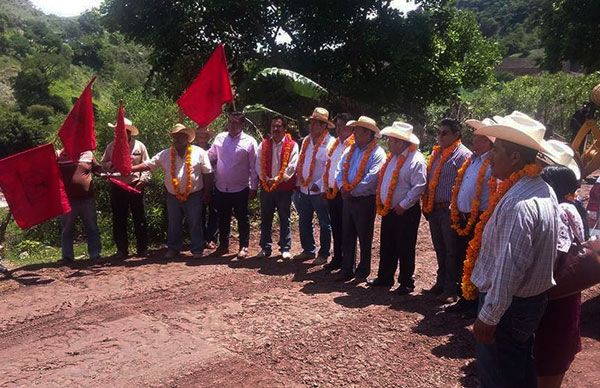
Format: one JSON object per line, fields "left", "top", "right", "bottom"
{"left": 394, "top": 205, "right": 406, "bottom": 215}
{"left": 473, "top": 318, "right": 496, "bottom": 344}
{"left": 134, "top": 180, "right": 146, "bottom": 191}
{"left": 310, "top": 183, "right": 320, "bottom": 193}
{"left": 249, "top": 189, "right": 257, "bottom": 201}
{"left": 267, "top": 178, "right": 276, "bottom": 186}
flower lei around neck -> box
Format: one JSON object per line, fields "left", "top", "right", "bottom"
{"left": 421, "top": 139, "right": 461, "bottom": 214}
{"left": 260, "top": 134, "right": 294, "bottom": 192}
{"left": 323, "top": 135, "right": 355, "bottom": 199}
{"left": 170, "top": 144, "right": 193, "bottom": 201}
{"left": 449, "top": 156, "right": 492, "bottom": 236}
{"left": 461, "top": 163, "right": 543, "bottom": 300}
{"left": 297, "top": 130, "right": 328, "bottom": 187}
{"left": 341, "top": 139, "right": 378, "bottom": 192}
{"left": 376, "top": 144, "right": 417, "bottom": 216}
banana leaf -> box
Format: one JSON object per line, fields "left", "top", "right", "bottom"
{"left": 255, "top": 67, "right": 328, "bottom": 99}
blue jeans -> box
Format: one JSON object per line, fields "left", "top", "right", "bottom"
{"left": 60, "top": 197, "right": 101, "bottom": 259}
{"left": 259, "top": 190, "right": 293, "bottom": 253}
{"left": 166, "top": 191, "right": 204, "bottom": 254}
{"left": 476, "top": 292, "right": 548, "bottom": 388}
{"left": 293, "top": 191, "right": 331, "bottom": 257}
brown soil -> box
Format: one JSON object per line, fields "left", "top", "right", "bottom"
{"left": 0, "top": 218, "right": 598, "bottom": 387}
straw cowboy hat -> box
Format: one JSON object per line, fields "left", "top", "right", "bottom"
{"left": 539, "top": 140, "right": 581, "bottom": 180}
{"left": 305, "top": 107, "right": 335, "bottom": 129}
{"left": 465, "top": 117, "right": 496, "bottom": 143}
{"left": 170, "top": 123, "right": 196, "bottom": 143}
{"left": 380, "top": 121, "right": 419, "bottom": 145}
{"left": 108, "top": 117, "right": 139, "bottom": 136}
{"left": 475, "top": 111, "right": 550, "bottom": 153}
{"left": 346, "top": 116, "right": 381, "bottom": 138}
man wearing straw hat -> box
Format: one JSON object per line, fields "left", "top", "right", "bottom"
{"left": 322, "top": 113, "right": 354, "bottom": 271}
{"left": 470, "top": 111, "right": 559, "bottom": 387}
{"left": 446, "top": 118, "right": 495, "bottom": 317}
{"left": 293, "top": 107, "right": 335, "bottom": 264}
{"left": 209, "top": 112, "right": 258, "bottom": 259}
{"left": 367, "top": 121, "right": 426, "bottom": 294}
{"left": 131, "top": 124, "right": 213, "bottom": 259}
{"left": 101, "top": 117, "right": 151, "bottom": 258}
{"left": 335, "top": 116, "right": 386, "bottom": 281}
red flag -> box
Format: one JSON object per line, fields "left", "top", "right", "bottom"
{"left": 58, "top": 76, "right": 96, "bottom": 159}
{"left": 177, "top": 44, "right": 233, "bottom": 126}
{"left": 108, "top": 177, "right": 141, "bottom": 195}
{"left": 0, "top": 144, "right": 70, "bottom": 229}
{"left": 111, "top": 101, "right": 132, "bottom": 176}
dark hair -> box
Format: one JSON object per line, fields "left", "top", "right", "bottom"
{"left": 439, "top": 118, "right": 461, "bottom": 136}
{"left": 541, "top": 165, "right": 589, "bottom": 239}
{"left": 499, "top": 139, "right": 539, "bottom": 164}
{"left": 334, "top": 113, "right": 352, "bottom": 123}
{"left": 271, "top": 115, "right": 288, "bottom": 128}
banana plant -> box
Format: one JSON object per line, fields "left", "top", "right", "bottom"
{"left": 255, "top": 67, "right": 328, "bottom": 100}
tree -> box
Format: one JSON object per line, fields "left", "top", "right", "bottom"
{"left": 101, "top": 0, "right": 500, "bottom": 123}
{"left": 0, "top": 107, "right": 47, "bottom": 159}
{"left": 539, "top": 0, "right": 600, "bottom": 72}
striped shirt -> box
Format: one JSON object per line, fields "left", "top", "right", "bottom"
{"left": 471, "top": 176, "right": 559, "bottom": 325}
{"left": 429, "top": 143, "right": 471, "bottom": 203}
{"left": 379, "top": 148, "right": 427, "bottom": 209}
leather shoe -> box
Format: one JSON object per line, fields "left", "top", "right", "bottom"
{"left": 213, "top": 246, "right": 230, "bottom": 256}
{"left": 336, "top": 273, "right": 355, "bottom": 282}
{"left": 354, "top": 271, "right": 369, "bottom": 280}
{"left": 422, "top": 284, "right": 444, "bottom": 295}
{"left": 394, "top": 285, "right": 414, "bottom": 295}
{"left": 366, "top": 278, "right": 394, "bottom": 288}
{"left": 323, "top": 262, "right": 341, "bottom": 271}
{"left": 437, "top": 292, "right": 459, "bottom": 304}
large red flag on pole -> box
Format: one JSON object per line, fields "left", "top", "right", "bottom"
{"left": 110, "top": 100, "right": 132, "bottom": 176}
{"left": 58, "top": 76, "right": 96, "bottom": 159}
{"left": 177, "top": 44, "right": 234, "bottom": 126}
{"left": 0, "top": 144, "right": 70, "bottom": 229}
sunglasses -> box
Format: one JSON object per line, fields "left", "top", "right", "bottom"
{"left": 437, "top": 129, "right": 452, "bottom": 137}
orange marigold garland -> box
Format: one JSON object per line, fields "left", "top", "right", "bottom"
{"left": 341, "top": 139, "right": 378, "bottom": 192}
{"left": 260, "top": 134, "right": 294, "bottom": 192}
{"left": 450, "top": 157, "right": 491, "bottom": 236}
{"left": 376, "top": 145, "right": 417, "bottom": 216}
{"left": 323, "top": 135, "right": 354, "bottom": 199}
{"left": 297, "top": 130, "right": 328, "bottom": 187}
{"left": 170, "top": 144, "right": 193, "bottom": 202}
{"left": 421, "top": 139, "right": 461, "bottom": 213}
{"left": 461, "top": 163, "right": 543, "bottom": 300}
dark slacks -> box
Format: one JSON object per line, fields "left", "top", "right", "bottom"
{"left": 110, "top": 184, "right": 148, "bottom": 254}
{"left": 476, "top": 292, "right": 548, "bottom": 388}
{"left": 215, "top": 187, "right": 250, "bottom": 249}
{"left": 428, "top": 207, "right": 459, "bottom": 294}
{"left": 341, "top": 195, "right": 376, "bottom": 277}
{"left": 327, "top": 192, "right": 344, "bottom": 266}
{"left": 377, "top": 203, "right": 421, "bottom": 288}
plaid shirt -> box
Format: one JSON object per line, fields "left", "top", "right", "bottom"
{"left": 471, "top": 176, "right": 559, "bottom": 325}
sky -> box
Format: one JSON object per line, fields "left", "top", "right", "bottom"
{"left": 30, "top": 0, "right": 418, "bottom": 17}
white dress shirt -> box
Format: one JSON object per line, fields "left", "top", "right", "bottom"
{"left": 379, "top": 148, "right": 427, "bottom": 210}
{"left": 296, "top": 133, "right": 334, "bottom": 195}
{"left": 255, "top": 137, "right": 299, "bottom": 182}
{"left": 456, "top": 151, "right": 492, "bottom": 213}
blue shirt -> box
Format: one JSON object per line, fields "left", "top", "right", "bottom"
{"left": 456, "top": 151, "right": 492, "bottom": 213}
{"left": 335, "top": 143, "right": 386, "bottom": 197}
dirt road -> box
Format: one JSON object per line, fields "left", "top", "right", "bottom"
{"left": 0, "top": 220, "right": 598, "bottom": 387}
